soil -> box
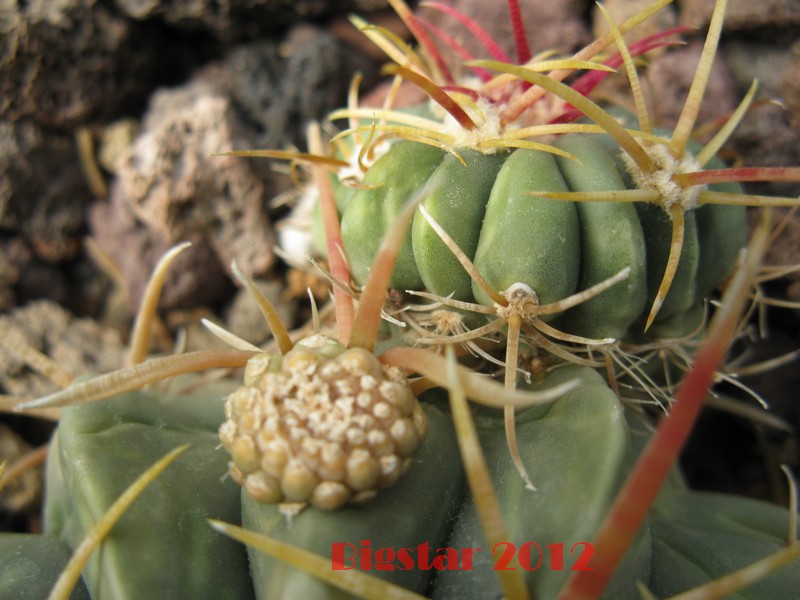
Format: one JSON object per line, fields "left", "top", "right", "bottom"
{"left": 1, "top": 0, "right": 799, "bottom": 537}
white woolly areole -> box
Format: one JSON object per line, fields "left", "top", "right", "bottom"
{"left": 441, "top": 98, "right": 505, "bottom": 152}
{"left": 622, "top": 141, "right": 707, "bottom": 213}
{"left": 276, "top": 187, "right": 316, "bottom": 266}
{"left": 337, "top": 137, "right": 393, "bottom": 184}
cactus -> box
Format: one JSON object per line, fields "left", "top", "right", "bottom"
{"left": 333, "top": 12, "right": 781, "bottom": 340}
{"left": 2, "top": 0, "right": 800, "bottom": 599}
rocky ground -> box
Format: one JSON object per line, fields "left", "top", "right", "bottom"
{"left": 1, "top": 0, "right": 799, "bottom": 534}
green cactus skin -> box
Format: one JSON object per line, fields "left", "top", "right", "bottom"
{"left": 636, "top": 201, "right": 702, "bottom": 321}
{"left": 0, "top": 535, "right": 91, "bottom": 600}
{"left": 340, "top": 141, "right": 445, "bottom": 290}
{"left": 3, "top": 0, "right": 797, "bottom": 595}
{"left": 4, "top": 368, "right": 799, "bottom": 598}
{"left": 648, "top": 491, "right": 800, "bottom": 598}
{"left": 551, "top": 135, "right": 647, "bottom": 339}
{"left": 41, "top": 380, "right": 255, "bottom": 600}
{"left": 470, "top": 148, "right": 581, "bottom": 311}
{"left": 690, "top": 156, "right": 747, "bottom": 304}
{"left": 339, "top": 136, "right": 747, "bottom": 340}
{"left": 412, "top": 149, "right": 507, "bottom": 302}
{"left": 241, "top": 403, "right": 464, "bottom": 599}
{"left": 431, "top": 365, "right": 642, "bottom": 599}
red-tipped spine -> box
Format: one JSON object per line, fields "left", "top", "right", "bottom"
{"left": 422, "top": 1, "right": 512, "bottom": 62}
{"left": 507, "top": 0, "right": 531, "bottom": 65}
{"left": 308, "top": 124, "right": 355, "bottom": 345}
{"left": 558, "top": 217, "right": 769, "bottom": 600}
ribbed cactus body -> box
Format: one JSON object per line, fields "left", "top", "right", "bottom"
{"left": 340, "top": 135, "right": 746, "bottom": 340}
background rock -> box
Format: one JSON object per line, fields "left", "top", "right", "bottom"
{"left": 90, "top": 66, "right": 269, "bottom": 311}
{"left": 593, "top": 0, "right": 679, "bottom": 45}
{"left": 0, "top": 0, "right": 797, "bottom": 319}
{"left": 0, "top": 300, "right": 124, "bottom": 400}
{"left": 0, "top": 0, "right": 796, "bottom": 321}
{"left": 224, "top": 278, "right": 294, "bottom": 346}
{"left": 0, "top": 120, "right": 92, "bottom": 263}
{"left": 680, "top": 0, "right": 800, "bottom": 32}
{"left": 0, "top": 0, "right": 154, "bottom": 129}
{"left": 644, "top": 40, "right": 739, "bottom": 129}
{"left": 113, "top": 0, "right": 390, "bottom": 40}
{"left": 223, "top": 25, "right": 377, "bottom": 150}
{"left": 419, "top": 0, "right": 591, "bottom": 60}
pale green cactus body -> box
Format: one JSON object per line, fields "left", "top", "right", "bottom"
{"left": 241, "top": 402, "right": 464, "bottom": 599}
{"left": 338, "top": 134, "right": 747, "bottom": 340}
{"left": 637, "top": 201, "right": 702, "bottom": 321}
{"left": 470, "top": 148, "right": 581, "bottom": 311}
{"left": 551, "top": 134, "right": 647, "bottom": 339}
{"left": 0, "top": 535, "right": 91, "bottom": 600}
{"left": 412, "top": 149, "right": 507, "bottom": 301}
{"left": 4, "top": 1, "right": 800, "bottom": 598}
{"left": 649, "top": 491, "right": 800, "bottom": 598}
{"left": 340, "top": 141, "right": 445, "bottom": 290}
{"left": 592, "top": 130, "right": 748, "bottom": 325}
{"left": 689, "top": 156, "right": 747, "bottom": 304}
{"left": 3, "top": 364, "right": 799, "bottom": 598}
{"left": 41, "top": 381, "right": 254, "bottom": 600}
{"left": 432, "top": 365, "right": 641, "bottom": 599}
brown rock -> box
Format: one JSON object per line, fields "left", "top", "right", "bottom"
{"left": 225, "top": 278, "right": 294, "bottom": 346}
{"left": 0, "top": 247, "right": 16, "bottom": 311}
{"left": 0, "top": 300, "right": 124, "bottom": 400}
{"left": 418, "top": 0, "right": 591, "bottom": 62}
{"left": 644, "top": 40, "right": 738, "bottom": 130}
{"left": 331, "top": 7, "right": 409, "bottom": 62}
{"left": 90, "top": 66, "right": 275, "bottom": 312}
{"left": 593, "top": 0, "right": 678, "bottom": 46}
{"left": 780, "top": 41, "right": 800, "bottom": 131}
{"left": 0, "top": 238, "right": 70, "bottom": 312}
{"left": 89, "top": 186, "right": 230, "bottom": 314}
{"left": 114, "top": 0, "right": 391, "bottom": 40}
{"left": 1, "top": 0, "right": 152, "bottom": 128}
{"left": 722, "top": 40, "right": 793, "bottom": 97}
{"left": 0, "top": 120, "right": 92, "bottom": 263}
{"left": 679, "top": 0, "right": 800, "bottom": 31}
{"left": 223, "top": 26, "right": 375, "bottom": 150}
{"left": 98, "top": 118, "right": 141, "bottom": 175}
{"left": 729, "top": 101, "right": 800, "bottom": 198}
{"left": 748, "top": 208, "right": 800, "bottom": 301}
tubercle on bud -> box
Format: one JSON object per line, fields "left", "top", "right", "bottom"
{"left": 221, "top": 343, "right": 428, "bottom": 510}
